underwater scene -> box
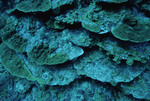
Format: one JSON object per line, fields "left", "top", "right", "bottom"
{"left": 0, "top": 0, "right": 150, "bottom": 101}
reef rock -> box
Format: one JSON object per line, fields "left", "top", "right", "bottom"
{"left": 74, "top": 49, "right": 146, "bottom": 86}
{"left": 121, "top": 70, "right": 150, "bottom": 100}
{"left": 97, "top": 37, "right": 150, "bottom": 65}
{"left": 21, "top": 55, "right": 78, "bottom": 86}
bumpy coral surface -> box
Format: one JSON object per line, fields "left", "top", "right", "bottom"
{"left": 0, "top": 0, "right": 150, "bottom": 100}
{"left": 112, "top": 14, "right": 150, "bottom": 43}
{"left": 10, "top": 0, "right": 52, "bottom": 12}
{"left": 74, "top": 49, "right": 146, "bottom": 86}
{"left": 97, "top": 37, "right": 150, "bottom": 65}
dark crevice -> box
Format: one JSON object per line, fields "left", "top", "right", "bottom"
{"left": 11, "top": 9, "right": 53, "bottom": 22}
{"left": 82, "top": 45, "right": 99, "bottom": 52}
{"left": 57, "top": 3, "right": 76, "bottom": 14}
{"left": 0, "top": 37, "right": 2, "bottom": 44}
{"left": 96, "top": 2, "right": 125, "bottom": 11}
{"left": 11, "top": 10, "right": 32, "bottom": 18}
{"left": 141, "top": 10, "right": 150, "bottom": 17}
{"left": 65, "top": 22, "right": 82, "bottom": 29}
{"left": 22, "top": 52, "right": 28, "bottom": 57}
{"left": 91, "top": 32, "right": 112, "bottom": 40}
{"left": 0, "top": 1, "right": 15, "bottom": 12}
{"left": 26, "top": 83, "right": 35, "bottom": 93}
{"left": 35, "top": 10, "right": 55, "bottom": 22}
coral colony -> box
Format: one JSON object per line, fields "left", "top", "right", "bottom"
{"left": 0, "top": 0, "right": 150, "bottom": 100}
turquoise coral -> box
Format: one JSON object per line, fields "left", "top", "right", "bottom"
{"left": 112, "top": 14, "right": 150, "bottom": 43}
{"left": 1, "top": 17, "right": 27, "bottom": 53}
{"left": 15, "top": 0, "right": 51, "bottom": 12}
{"left": 0, "top": 43, "right": 45, "bottom": 84}
{"left": 0, "top": 0, "right": 150, "bottom": 100}
{"left": 97, "top": 38, "right": 150, "bottom": 65}
{"left": 27, "top": 43, "right": 69, "bottom": 65}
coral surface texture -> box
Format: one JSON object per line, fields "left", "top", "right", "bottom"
{"left": 0, "top": 0, "right": 150, "bottom": 101}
